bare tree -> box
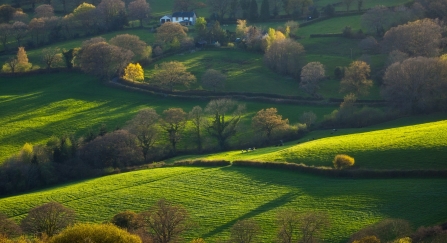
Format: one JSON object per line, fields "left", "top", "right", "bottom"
{"left": 340, "top": 61, "right": 373, "bottom": 97}
{"left": 300, "top": 111, "right": 317, "bottom": 128}
{"left": 230, "top": 219, "right": 261, "bottom": 243}
{"left": 81, "top": 36, "right": 106, "bottom": 48}
{"left": 205, "top": 98, "right": 245, "bottom": 150}
{"left": 128, "top": 0, "right": 150, "bottom": 27}
{"left": 201, "top": 69, "right": 226, "bottom": 92}
{"left": 358, "top": 36, "right": 379, "bottom": 53}
{"left": 207, "top": 0, "right": 231, "bottom": 19}
{"left": 2, "top": 57, "right": 19, "bottom": 73}
{"left": 279, "top": 216, "right": 314, "bottom": 243}
{"left": 35, "top": 4, "right": 54, "bottom": 18}
{"left": 81, "top": 130, "right": 143, "bottom": 168}
{"left": 12, "top": 10, "right": 29, "bottom": 23}
{"left": 97, "top": 0, "right": 126, "bottom": 30}
{"left": 161, "top": 108, "right": 187, "bottom": 153}
{"left": 298, "top": 212, "right": 330, "bottom": 243}
{"left": 29, "top": 18, "right": 45, "bottom": 45}
{"left": 0, "top": 212, "right": 22, "bottom": 238}
{"left": 0, "top": 24, "right": 12, "bottom": 50}
{"left": 382, "top": 18, "right": 442, "bottom": 57}
{"left": 126, "top": 108, "right": 159, "bottom": 162}
{"left": 361, "top": 5, "right": 392, "bottom": 36}
{"left": 382, "top": 57, "right": 445, "bottom": 113}
{"left": 20, "top": 201, "right": 76, "bottom": 237}
{"left": 300, "top": 62, "right": 325, "bottom": 97}
{"left": 72, "top": 2, "right": 97, "bottom": 33}
{"left": 151, "top": 61, "right": 196, "bottom": 91}
{"left": 251, "top": 108, "right": 289, "bottom": 141}
{"left": 11, "top": 21, "right": 28, "bottom": 47}
{"left": 276, "top": 209, "right": 300, "bottom": 243}
{"left": 110, "top": 34, "right": 148, "bottom": 60}
{"left": 188, "top": 106, "right": 205, "bottom": 152}
{"left": 42, "top": 47, "right": 63, "bottom": 70}
{"left": 79, "top": 41, "right": 133, "bottom": 80}
{"left": 156, "top": 22, "right": 187, "bottom": 44}
{"left": 264, "top": 39, "right": 305, "bottom": 79}
{"left": 385, "top": 50, "right": 409, "bottom": 67}
{"left": 140, "top": 199, "right": 192, "bottom": 243}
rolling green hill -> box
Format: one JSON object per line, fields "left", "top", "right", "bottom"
{"left": 1, "top": 166, "right": 446, "bottom": 242}
{"left": 169, "top": 115, "right": 447, "bottom": 170}
{"left": 0, "top": 72, "right": 335, "bottom": 162}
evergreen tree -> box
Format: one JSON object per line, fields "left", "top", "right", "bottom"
{"left": 260, "top": 0, "right": 270, "bottom": 20}
{"left": 240, "top": 0, "right": 250, "bottom": 19}
{"left": 249, "top": 0, "right": 258, "bottom": 21}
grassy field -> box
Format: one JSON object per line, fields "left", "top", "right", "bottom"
{"left": 168, "top": 114, "right": 447, "bottom": 170}
{"left": 1, "top": 166, "right": 446, "bottom": 242}
{"left": 145, "top": 49, "right": 306, "bottom": 96}
{"left": 0, "top": 72, "right": 335, "bottom": 162}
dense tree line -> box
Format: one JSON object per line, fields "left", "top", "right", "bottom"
{"left": 0, "top": 0, "right": 150, "bottom": 51}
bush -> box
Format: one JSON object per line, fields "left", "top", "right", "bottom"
{"left": 334, "top": 66, "right": 345, "bottom": 80}
{"left": 111, "top": 211, "right": 143, "bottom": 231}
{"left": 333, "top": 154, "right": 355, "bottom": 169}
{"left": 49, "top": 223, "right": 141, "bottom": 243}
{"left": 349, "top": 218, "right": 412, "bottom": 243}
{"left": 0, "top": 212, "right": 22, "bottom": 237}
{"left": 353, "top": 236, "right": 381, "bottom": 243}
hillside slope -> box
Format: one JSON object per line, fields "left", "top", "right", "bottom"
{"left": 1, "top": 166, "right": 446, "bottom": 242}
{"left": 170, "top": 117, "right": 447, "bottom": 170}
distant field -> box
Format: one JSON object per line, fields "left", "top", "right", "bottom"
{"left": 0, "top": 72, "right": 335, "bottom": 162}
{"left": 144, "top": 49, "right": 306, "bottom": 96}
{"left": 1, "top": 166, "right": 446, "bottom": 242}
{"left": 169, "top": 115, "right": 447, "bottom": 170}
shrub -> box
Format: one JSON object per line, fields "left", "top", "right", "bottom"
{"left": 333, "top": 154, "right": 355, "bottom": 169}
{"left": 111, "top": 210, "right": 143, "bottom": 231}
{"left": 353, "top": 236, "right": 381, "bottom": 243}
{"left": 0, "top": 212, "right": 22, "bottom": 238}
{"left": 350, "top": 218, "right": 412, "bottom": 243}
{"left": 49, "top": 223, "right": 141, "bottom": 243}
{"left": 334, "top": 66, "right": 345, "bottom": 80}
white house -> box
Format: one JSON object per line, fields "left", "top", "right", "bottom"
{"left": 160, "top": 11, "right": 197, "bottom": 25}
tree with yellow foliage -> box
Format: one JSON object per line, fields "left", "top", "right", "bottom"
{"left": 123, "top": 63, "right": 144, "bottom": 82}
{"left": 261, "top": 28, "right": 286, "bottom": 52}
{"left": 16, "top": 46, "right": 32, "bottom": 72}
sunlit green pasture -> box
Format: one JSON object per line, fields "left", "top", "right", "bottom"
{"left": 144, "top": 49, "right": 306, "bottom": 96}
{"left": 0, "top": 72, "right": 335, "bottom": 162}
{"left": 144, "top": 47, "right": 382, "bottom": 99}
{"left": 169, "top": 115, "right": 447, "bottom": 170}
{"left": 1, "top": 166, "right": 446, "bottom": 242}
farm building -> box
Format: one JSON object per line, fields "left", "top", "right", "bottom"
{"left": 159, "top": 11, "right": 197, "bottom": 25}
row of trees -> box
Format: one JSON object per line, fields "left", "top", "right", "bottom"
{"left": 2, "top": 200, "right": 446, "bottom": 243}
{"left": 0, "top": 98, "right": 313, "bottom": 195}
{"left": 204, "top": 0, "right": 318, "bottom": 21}
{"left": 0, "top": 200, "right": 332, "bottom": 243}
{"left": 0, "top": 0, "right": 150, "bottom": 50}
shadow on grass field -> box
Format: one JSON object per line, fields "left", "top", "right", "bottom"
{"left": 0, "top": 72, "right": 336, "bottom": 162}
{"left": 1, "top": 166, "right": 446, "bottom": 242}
